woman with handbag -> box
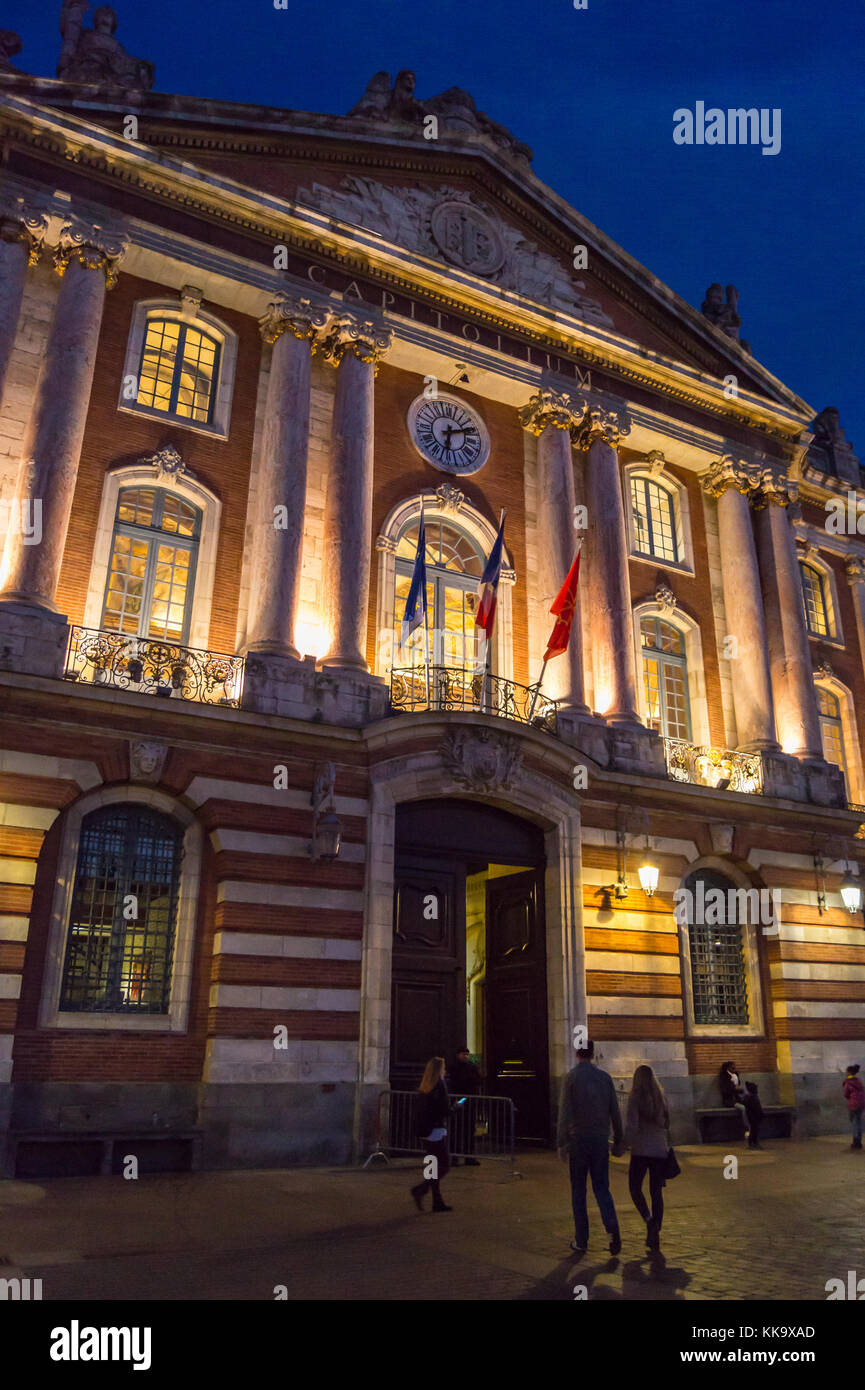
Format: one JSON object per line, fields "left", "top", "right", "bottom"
{"left": 625, "top": 1064, "right": 674, "bottom": 1252}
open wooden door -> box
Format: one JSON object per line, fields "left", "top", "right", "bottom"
{"left": 485, "top": 868, "right": 549, "bottom": 1140}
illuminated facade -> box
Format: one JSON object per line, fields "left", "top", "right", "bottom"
{"left": 0, "top": 31, "right": 863, "bottom": 1172}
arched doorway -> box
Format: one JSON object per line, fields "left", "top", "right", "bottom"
{"left": 390, "top": 798, "right": 550, "bottom": 1139}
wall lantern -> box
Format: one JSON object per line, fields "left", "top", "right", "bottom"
{"left": 605, "top": 808, "right": 658, "bottom": 899}
{"left": 311, "top": 761, "right": 341, "bottom": 862}
{"left": 638, "top": 832, "right": 659, "bottom": 897}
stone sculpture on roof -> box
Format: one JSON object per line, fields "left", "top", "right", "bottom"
{"left": 808, "top": 407, "right": 860, "bottom": 484}
{"left": 0, "top": 31, "right": 23, "bottom": 71}
{"left": 58, "top": 1, "right": 155, "bottom": 92}
{"left": 347, "top": 70, "right": 533, "bottom": 165}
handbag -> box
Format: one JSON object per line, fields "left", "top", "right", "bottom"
{"left": 664, "top": 1145, "right": 681, "bottom": 1180}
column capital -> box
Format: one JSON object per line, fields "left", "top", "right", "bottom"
{"left": 518, "top": 388, "right": 584, "bottom": 436}
{"left": 751, "top": 464, "right": 795, "bottom": 510}
{"left": 700, "top": 454, "right": 760, "bottom": 499}
{"left": 572, "top": 403, "right": 630, "bottom": 450}
{"left": 318, "top": 311, "right": 393, "bottom": 370}
{"left": 0, "top": 198, "right": 50, "bottom": 267}
{"left": 54, "top": 220, "right": 128, "bottom": 289}
{"left": 846, "top": 556, "right": 864, "bottom": 583}
{"left": 259, "top": 293, "right": 329, "bottom": 345}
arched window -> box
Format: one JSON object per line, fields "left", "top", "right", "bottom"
{"left": 682, "top": 867, "right": 749, "bottom": 1026}
{"left": 59, "top": 804, "right": 184, "bottom": 1014}
{"left": 136, "top": 317, "right": 220, "bottom": 424}
{"left": 102, "top": 486, "right": 201, "bottom": 644}
{"left": 800, "top": 561, "right": 830, "bottom": 636}
{"left": 817, "top": 685, "right": 848, "bottom": 791}
{"left": 393, "top": 517, "right": 485, "bottom": 674}
{"left": 641, "top": 617, "right": 691, "bottom": 740}
{"left": 119, "top": 300, "right": 237, "bottom": 439}
{"left": 629, "top": 475, "right": 679, "bottom": 563}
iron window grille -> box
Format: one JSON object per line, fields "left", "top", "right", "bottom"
{"left": 684, "top": 869, "right": 749, "bottom": 1025}
{"left": 59, "top": 804, "right": 184, "bottom": 1014}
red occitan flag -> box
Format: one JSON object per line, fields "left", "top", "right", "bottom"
{"left": 543, "top": 544, "right": 582, "bottom": 662}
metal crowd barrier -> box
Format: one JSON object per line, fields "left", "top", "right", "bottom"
{"left": 363, "top": 1090, "right": 520, "bottom": 1177}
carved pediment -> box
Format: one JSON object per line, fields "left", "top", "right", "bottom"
{"left": 296, "top": 176, "right": 614, "bottom": 328}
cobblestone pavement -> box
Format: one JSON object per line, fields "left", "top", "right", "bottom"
{"left": 0, "top": 1135, "right": 862, "bottom": 1301}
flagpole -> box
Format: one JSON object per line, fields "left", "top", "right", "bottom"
{"left": 527, "top": 659, "right": 548, "bottom": 722}
{"left": 480, "top": 509, "right": 505, "bottom": 715}
{"left": 530, "top": 538, "right": 583, "bottom": 722}
{"left": 421, "top": 502, "right": 431, "bottom": 712}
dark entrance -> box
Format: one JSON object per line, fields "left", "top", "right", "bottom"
{"left": 390, "top": 799, "right": 550, "bottom": 1140}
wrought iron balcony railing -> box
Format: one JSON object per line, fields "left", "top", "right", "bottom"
{"left": 64, "top": 627, "right": 245, "bottom": 707}
{"left": 389, "top": 665, "right": 558, "bottom": 732}
{"left": 663, "top": 736, "right": 763, "bottom": 794}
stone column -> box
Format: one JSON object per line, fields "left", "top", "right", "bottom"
{"left": 845, "top": 557, "right": 865, "bottom": 691}
{"left": 753, "top": 468, "right": 822, "bottom": 757}
{"left": 573, "top": 404, "right": 639, "bottom": 723}
{"left": 519, "top": 389, "right": 588, "bottom": 711}
{"left": 319, "top": 312, "right": 392, "bottom": 672}
{"left": 0, "top": 219, "right": 127, "bottom": 612}
{"left": 244, "top": 294, "right": 329, "bottom": 657}
{"left": 0, "top": 200, "right": 48, "bottom": 408}
{"left": 701, "top": 457, "right": 778, "bottom": 750}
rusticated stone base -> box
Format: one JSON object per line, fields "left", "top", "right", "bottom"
{"left": 0, "top": 600, "right": 69, "bottom": 679}
{"left": 241, "top": 650, "right": 390, "bottom": 726}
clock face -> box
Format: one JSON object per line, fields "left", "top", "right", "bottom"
{"left": 407, "top": 393, "right": 490, "bottom": 475}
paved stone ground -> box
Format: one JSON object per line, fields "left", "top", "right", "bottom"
{"left": 0, "top": 1135, "right": 862, "bottom": 1301}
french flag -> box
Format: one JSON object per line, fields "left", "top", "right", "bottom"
{"left": 475, "top": 513, "right": 506, "bottom": 637}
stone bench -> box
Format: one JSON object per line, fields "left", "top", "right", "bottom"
{"left": 696, "top": 1105, "right": 796, "bottom": 1143}
{"left": 2, "top": 1128, "right": 203, "bottom": 1179}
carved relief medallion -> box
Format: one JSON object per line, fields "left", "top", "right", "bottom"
{"left": 441, "top": 727, "right": 523, "bottom": 792}
{"left": 430, "top": 200, "right": 505, "bottom": 275}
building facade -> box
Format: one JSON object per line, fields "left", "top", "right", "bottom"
{"left": 0, "top": 17, "right": 864, "bottom": 1172}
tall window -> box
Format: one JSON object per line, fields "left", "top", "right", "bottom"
{"left": 393, "top": 519, "right": 484, "bottom": 674}
{"left": 684, "top": 868, "right": 749, "bottom": 1026}
{"left": 800, "top": 562, "right": 830, "bottom": 636}
{"left": 59, "top": 805, "right": 184, "bottom": 1014}
{"left": 641, "top": 617, "right": 691, "bottom": 740}
{"left": 630, "top": 475, "right": 679, "bottom": 563}
{"left": 817, "top": 686, "right": 848, "bottom": 791}
{"left": 102, "top": 487, "right": 201, "bottom": 643}
{"left": 136, "top": 317, "right": 220, "bottom": 425}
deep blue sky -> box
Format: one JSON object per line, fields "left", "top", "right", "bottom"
{"left": 7, "top": 0, "right": 865, "bottom": 450}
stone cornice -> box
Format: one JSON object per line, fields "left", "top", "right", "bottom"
{"left": 0, "top": 75, "right": 810, "bottom": 416}
{"left": 0, "top": 93, "right": 814, "bottom": 443}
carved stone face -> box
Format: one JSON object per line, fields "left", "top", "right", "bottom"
{"left": 94, "top": 6, "right": 118, "bottom": 35}
{"left": 705, "top": 283, "right": 724, "bottom": 307}
{"left": 394, "top": 70, "right": 416, "bottom": 98}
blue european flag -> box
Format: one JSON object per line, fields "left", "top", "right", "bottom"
{"left": 400, "top": 510, "right": 427, "bottom": 651}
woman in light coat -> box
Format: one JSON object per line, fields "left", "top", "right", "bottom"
{"left": 625, "top": 1064, "right": 670, "bottom": 1251}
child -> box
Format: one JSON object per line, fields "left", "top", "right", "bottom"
{"left": 843, "top": 1064, "right": 865, "bottom": 1151}
{"left": 743, "top": 1081, "right": 763, "bottom": 1149}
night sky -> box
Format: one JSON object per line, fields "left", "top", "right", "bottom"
{"left": 5, "top": 0, "right": 864, "bottom": 452}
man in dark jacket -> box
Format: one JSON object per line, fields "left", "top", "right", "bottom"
{"left": 449, "top": 1048, "right": 483, "bottom": 1165}
{"left": 557, "top": 1040, "right": 623, "bottom": 1255}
